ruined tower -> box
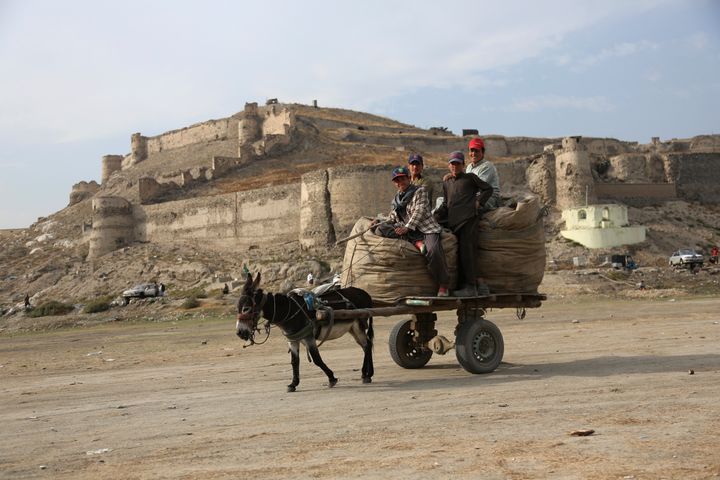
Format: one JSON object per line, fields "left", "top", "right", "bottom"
{"left": 299, "top": 170, "right": 335, "bottom": 248}
{"left": 554, "top": 137, "right": 596, "bottom": 210}
{"left": 101, "top": 155, "right": 124, "bottom": 183}
{"left": 89, "top": 196, "right": 134, "bottom": 258}
{"left": 238, "top": 102, "right": 262, "bottom": 160}
{"left": 130, "top": 133, "right": 148, "bottom": 166}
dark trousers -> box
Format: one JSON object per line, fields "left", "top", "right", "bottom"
{"left": 373, "top": 225, "right": 449, "bottom": 287}
{"left": 425, "top": 233, "right": 449, "bottom": 287}
{"left": 453, "top": 217, "right": 479, "bottom": 287}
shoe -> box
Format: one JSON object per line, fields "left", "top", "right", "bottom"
{"left": 475, "top": 283, "right": 490, "bottom": 296}
{"left": 437, "top": 287, "right": 449, "bottom": 297}
{"left": 452, "top": 285, "right": 478, "bottom": 297}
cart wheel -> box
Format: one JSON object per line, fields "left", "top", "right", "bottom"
{"left": 388, "top": 319, "right": 432, "bottom": 369}
{"left": 455, "top": 319, "right": 504, "bottom": 374}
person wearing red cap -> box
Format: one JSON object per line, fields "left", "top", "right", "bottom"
{"left": 435, "top": 151, "right": 493, "bottom": 297}
{"left": 466, "top": 137, "right": 500, "bottom": 211}
{"left": 373, "top": 166, "right": 450, "bottom": 296}
{"left": 408, "top": 153, "right": 434, "bottom": 208}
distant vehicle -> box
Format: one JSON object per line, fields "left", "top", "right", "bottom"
{"left": 122, "top": 283, "right": 160, "bottom": 300}
{"left": 668, "top": 249, "right": 703, "bottom": 267}
{"left": 610, "top": 254, "right": 637, "bottom": 270}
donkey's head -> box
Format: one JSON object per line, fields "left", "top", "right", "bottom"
{"left": 235, "top": 272, "right": 263, "bottom": 342}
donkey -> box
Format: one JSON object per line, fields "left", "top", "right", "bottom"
{"left": 236, "top": 272, "right": 374, "bottom": 392}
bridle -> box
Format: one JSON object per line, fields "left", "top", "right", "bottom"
{"left": 237, "top": 289, "right": 313, "bottom": 347}
{"left": 237, "top": 290, "right": 270, "bottom": 346}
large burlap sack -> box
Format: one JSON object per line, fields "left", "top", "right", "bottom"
{"left": 476, "top": 196, "right": 546, "bottom": 293}
{"left": 341, "top": 217, "right": 458, "bottom": 305}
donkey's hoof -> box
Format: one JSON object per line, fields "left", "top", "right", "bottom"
{"left": 287, "top": 385, "right": 297, "bottom": 393}
{"left": 328, "top": 378, "right": 338, "bottom": 388}
{"left": 362, "top": 377, "right": 372, "bottom": 384}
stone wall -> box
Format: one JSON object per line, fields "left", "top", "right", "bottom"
{"left": 327, "top": 165, "right": 397, "bottom": 239}
{"left": 135, "top": 184, "right": 301, "bottom": 247}
{"left": 669, "top": 153, "right": 720, "bottom": 202}
{"left": 146, "top": 118, "right": 235, "bottom": 154}
{"left": 262, "top": 107, "right": 292, "bottom": 136}
{"left": 594, "top": 183, "right": 677, "bottom": 201}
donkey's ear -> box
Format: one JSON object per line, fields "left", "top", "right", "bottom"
{"left": 252, "top": 272, "right": 261, "bottom": 290}
{"left": 243, "top": 273, "right": 253, "bottom": 290}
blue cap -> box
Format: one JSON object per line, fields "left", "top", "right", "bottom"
{"left": 391, "top": 166, "right": 410, "bottom": 180}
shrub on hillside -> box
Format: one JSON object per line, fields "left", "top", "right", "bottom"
{"left": 27, "top": 301, "right": 74, "bottom": 317}
{"left": 173, "top": 286, "right": 208, "bottom": 299}
{"left": 181, "top": 297, "right": 200, "bottom": 309}
{"left": 83, "top": 296, "right": 113, "bottom": 314}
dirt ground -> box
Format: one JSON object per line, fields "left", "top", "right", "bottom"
{"left": 1, "top": 296, "right": 719, "bottom": 480}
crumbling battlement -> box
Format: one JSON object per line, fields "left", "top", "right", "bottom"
{"left": 69, "top": 181, "right": 100, "bottom": 206}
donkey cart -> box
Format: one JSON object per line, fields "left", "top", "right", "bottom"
{"left": 315, "top": 292, "right": 546, "bottom": 374}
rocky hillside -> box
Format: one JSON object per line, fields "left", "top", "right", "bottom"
{"left": 2, "top": 104, "right": 720, "bottom": 321}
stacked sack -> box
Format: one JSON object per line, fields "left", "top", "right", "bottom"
{"left": 476, "top": 196, "right": 546, "bottom": 293}
{"left": 341, "top": 217, "right": 458, "bottom": 305}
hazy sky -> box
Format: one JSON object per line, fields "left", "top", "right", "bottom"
{"left": 1, "top": 0, "right": 718, "bottom": 228}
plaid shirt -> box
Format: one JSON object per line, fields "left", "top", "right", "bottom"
{"left": 388, "top": 186, "right": 442, "bottom": 234}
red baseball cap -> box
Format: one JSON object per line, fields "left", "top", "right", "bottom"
{"left": 469, "top": 137, "right": 485, "bottom": 150}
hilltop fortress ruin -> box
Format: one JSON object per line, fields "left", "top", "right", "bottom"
{"left": 75, "top": 101, "right": 720, "bottom": 258}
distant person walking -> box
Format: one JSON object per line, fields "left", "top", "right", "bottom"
{"left": 24, "top": 294, "right": 31, "bottom": 309}
{"left": 711, "top": 245, "right": 719, "bottom": 264}
{"left": 307, "top": 273, "right": 314, "bottom": 286}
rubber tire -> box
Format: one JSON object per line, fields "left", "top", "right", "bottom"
{"left": 455, "top": 319, "right": 504, "bottom": 374}
{"left": 388, "top": 319, "right": 432, "bottom": 369}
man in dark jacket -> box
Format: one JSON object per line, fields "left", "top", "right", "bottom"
{"left": 434, "top": 151, "right": 493, "bottom": 297}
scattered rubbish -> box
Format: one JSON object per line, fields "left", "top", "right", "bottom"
{"left": 498, "top": 403, "right": 509, "bottom": 407}
{"left": 201, "top": 340, "right": 207, "bottom": 345}
{"left": 689, "top": 369, "right": 695, "bottom": 375}
{"left": 39, "top": 465, "right": 47, "bottom": 470}
{"left": 572, "top": 319, "right": 580, "bottom": 324}
{"left": 104, "top": 359, "right": 115, "bottom": 362}
{"left": 569, "top": 429, "right": 595, "bottom": 436}
{"left": 85, "top": 351, "right": 103, "bottom": 356}
{"left": 86, "top": 448, "right": 112, "bottom": 455}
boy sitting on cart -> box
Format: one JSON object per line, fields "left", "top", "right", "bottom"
{"left": 372, "top": 166, "right": 451, "bottom": 297}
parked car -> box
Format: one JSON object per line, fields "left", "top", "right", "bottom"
{"left": 668, "top": 249, "right": 703, "bottom": 267}
{"left": 122, "top": 283, "right": 160, "bottom": 300}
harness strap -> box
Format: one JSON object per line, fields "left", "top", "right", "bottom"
{"left": 315, "top": 306, "right": 334, "bottom": 348}
{"left": 284, "top": 321, "right": 315, "bottom": 342}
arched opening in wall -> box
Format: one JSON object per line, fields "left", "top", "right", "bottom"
{"left": 602, "top": 207, "right": 610, "bottom": 220}
{"left": 577, "top": 210, "right": 587, "bottom": 220}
